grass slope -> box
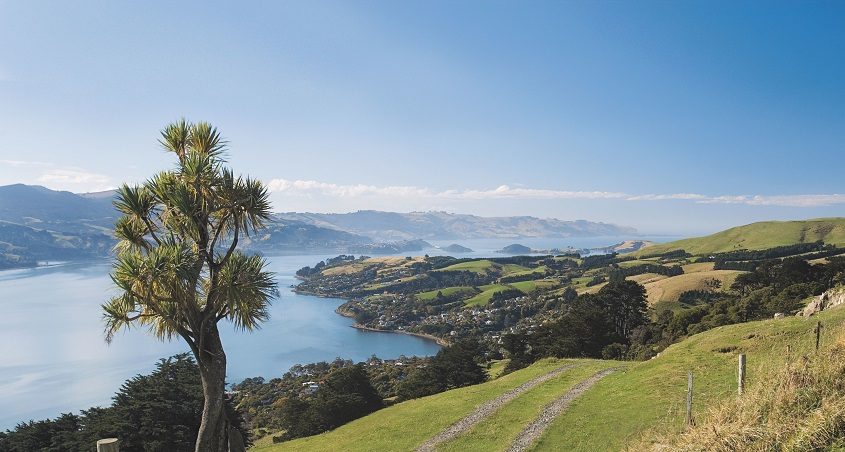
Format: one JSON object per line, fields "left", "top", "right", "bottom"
{"left": 435, "top": 259, "right": 498, "bottom": 275}
{"left": 464, "top": 284, "right": 517, "bottom": 306}
{"left": 626, "top": 273, "right": 668, "bottom": 285}
{"left": 633, "top": 218, "right": 845, "bottom": 256}
{"left": 532, "top": 305, "right": 845, "bottom": 451}
{"left": 438, "top": 360, "right": 622, "bottom": 452}
{"left": 509, "top": 280, "right": 557, "bottom": 293}
{"left": 640, "top": 331, "right": 845, "bottom": 450}
{"left": 435, "top": 260, "right": 531, "bottom": 277}
{"left": 463, "top": 281, "right": 558, "bottom": 306}
{"left": 642, "top": 270, "right": 743, "bottom": 304}
{"left": 504, "top": 266, "right": 548, "bottom": 278}
{"left": 416, "top": 286, "right": 477, "bottom": 301}
{"left": 256, "top": 306, "right": 845, "bottom": 452}
{"left": 255, "top": 359, "right": 581, "bottom": 451}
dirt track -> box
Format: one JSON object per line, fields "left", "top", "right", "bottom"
{"left": 506, "top": 368, "right": 617, "bottom": 452}
{"left": 415, "top": 363, "right": 581, "bottom": 452}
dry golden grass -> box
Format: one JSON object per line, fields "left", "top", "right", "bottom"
{"left": 681, "top": 262, "right": 716, "bottom": 273}
{"left": 320, "top": 261, "right": 374, "bottom": 276}
{"left": 576, "top": 282, "right": 607, "bottom": 295}
{"left": 808, "top": 253, "right": 845, "bottom": 265}
{"left": 627, "top": 273, "right": 669, "bottom": 285}
{"left": 644, "top": 270, "right": 743, "bottom": 304}
{"left": 321, "top": 257, "right": 424, "bottom": 276}
{"left": 639, "top": 334, "right": 845, "bottom": 452}
{"left": 373, "top": 256, "right": 423, "bottom": 266}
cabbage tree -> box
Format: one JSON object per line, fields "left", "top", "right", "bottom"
{"left": 102, "top": 120, "right": 277, "bottom": 451}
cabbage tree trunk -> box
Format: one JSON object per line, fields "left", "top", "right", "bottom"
{"left": 195, "top": 323, "right": 229, "bottom": 452}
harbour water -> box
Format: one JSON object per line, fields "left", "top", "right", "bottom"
{"left": 0, "top": 235, "right": 671, "bottom": 429}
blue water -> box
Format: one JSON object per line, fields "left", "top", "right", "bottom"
{"left": 0, "top": 254, "right": 442, "bottom": 429}
{"left": 0, "top": 235, "right": 673, "bottom": 429}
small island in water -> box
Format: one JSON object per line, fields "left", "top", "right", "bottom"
{"left": 441, "top": 243, "right": 473, "bottom": 253}
{"left": 497, "top": 243, "right": 532, "bottom": 254}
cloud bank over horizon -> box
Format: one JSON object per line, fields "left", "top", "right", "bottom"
{"left": 261, "top": 177, "right": 845, "bottom": 235}
{"left": 4, "top": 161, "right": 845, "bottom": 237}
{"left": 267, "top": 178, "right": 845, "bottom": 209}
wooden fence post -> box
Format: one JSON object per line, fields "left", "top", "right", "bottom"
{"left": 96, "top": 438, "right": 119, "bottom": 452}
{"left": 815, "top": 321, "right": 822, "bottom": 352}
{"left": 685, "top": 371, "right": 694, "bottom": 428}
{"left": 738, "top": 354, "right": 746, "bottom": 396}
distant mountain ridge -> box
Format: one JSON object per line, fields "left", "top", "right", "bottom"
{"left": 0, "top": 185, "right": 376, "bottom": 268}
{"left": 0, "top": 184, "right": 638, "bottom": 269}
{"left": 276, "top": 210, "right": 636, "bottom": 241}
{"left": 0, "top": 184, "right": 115, "bottom": 232}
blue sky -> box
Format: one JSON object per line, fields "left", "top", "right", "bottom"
{"left": 0, "top": 0, "right": 843, "bottom": 235}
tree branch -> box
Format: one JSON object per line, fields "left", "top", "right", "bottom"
{"left": 125, "top": 313, "right": 154, "bottom": 321}
{"left": 141, "top": 216, "right": 162, "bottom": 246}
{"left": 208, "top": 213, "right": 231, "bottom": 257}
{"left": 177, "top": 327, "right": 199, "bottom": 357}
{"left": 217, "top": 221, "right": 240, "bottom": 270}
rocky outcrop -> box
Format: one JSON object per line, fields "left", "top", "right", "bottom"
{"left": 801, "top": 286, "right": 845, "bottom": 317}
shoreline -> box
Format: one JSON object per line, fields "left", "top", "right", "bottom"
{"left": 295, "top": 285, "right": 449, "bottom": 347}
{"left": 350, "top": 322, "right": 450, "bottom": 347}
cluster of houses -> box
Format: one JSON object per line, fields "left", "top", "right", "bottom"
{"left": 345, "top": 291, "right": 562, "bottom": 349}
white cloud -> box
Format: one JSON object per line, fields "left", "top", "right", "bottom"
{"left": 267, "top": 179, "right": 433, "bottom": 198}
{"left": 0, "top": 159, "right": 51, "bottom": 167}
{"left": 700, "top": 194, "right": 845, "bottom": 208}
{"left": 36, "top": 169, "right": 113, "bottom": 191}
{"left": 443, "top": 185, "right": 629, "bottom": 200}
{"left": 266, "top": 178, "right": 845, "bottom": 208}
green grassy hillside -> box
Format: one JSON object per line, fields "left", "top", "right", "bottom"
{"left": 533, "top": 308, "right": 845, "bottom": 450}
{"left": 633, "top": 218, "right": 845, "bottom": 256}
{"left": 433, "top": 260, "right": 531, "bottom": 276}
{"left": 639, "top": 330, "right": 845, "bottom": 450}
{"left": 256, "top": 303, "right": 845, "bottom": 451}
{"left": 253, "top": 359, "right": 616, "bottom": 451}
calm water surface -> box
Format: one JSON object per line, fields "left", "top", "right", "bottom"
{"left": 0, "top": 236, "right": 672, "bottom": 429}
{"left": 0, "top": 254, "right": 442, "bottom": 429}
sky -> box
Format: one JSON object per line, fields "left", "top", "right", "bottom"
{"left": 0, "top": 0, "right": 843, "bottom": 235}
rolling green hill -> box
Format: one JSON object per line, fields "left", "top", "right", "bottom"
{"left": 633, "top": 218, "right": 845, "bottom": 256}
{"left": 255, "top": 303, "right": 845, "bottom": 451}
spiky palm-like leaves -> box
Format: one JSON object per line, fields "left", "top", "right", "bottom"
{"left": 104, "top": 121, "right": 276, "bottom": 347}
{"left": 103, "top": 120, "right": 277, "bottom": 451}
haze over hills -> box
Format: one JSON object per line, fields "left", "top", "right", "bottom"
{"left": 0, "top": 184, "right": 115, "bottom": 232}
{"left": 0, "top": 184, "right": 638, "bottom": 268}
{"left": 7, "top": 184, "right": 845, "bottom": 272}
{"left": 0, "top": 184, "right": 115, "bottom": 267}
{"left": 0, "top": 184, "right": 379, "bottom": 266}
{"left": 276, "top": 211, "right": 636, "bottom": 241}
